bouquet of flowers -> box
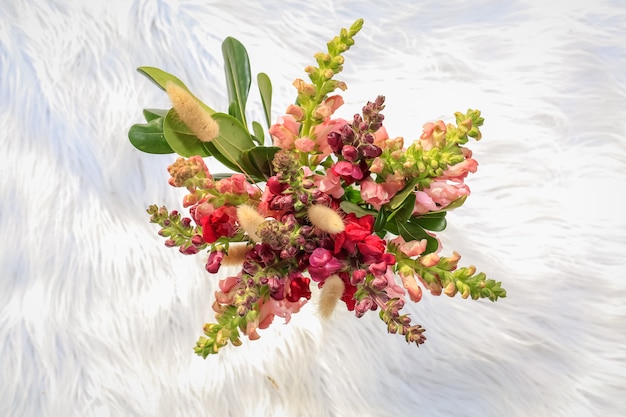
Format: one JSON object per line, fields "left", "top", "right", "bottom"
{"left": 129, "top": 19, "right": 506, "bottom": 358}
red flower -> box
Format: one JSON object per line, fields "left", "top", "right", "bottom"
{"left": 333, "top": 213, "right": 375, "bottom": 255}
{"left": 286, "top": 273, "right": 312, "bottom": 302}
{"left": 357, "top": 234, "right": 387, "bottom": 264}
{"left": 200, "top": 205, "right": 237, "bottom": 243}
{"left": 338, "top": 272, "right": 357, "bottom": 310}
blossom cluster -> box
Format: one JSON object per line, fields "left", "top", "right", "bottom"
{"left": 132, "top": 19, "right": 505, "bottom": 357}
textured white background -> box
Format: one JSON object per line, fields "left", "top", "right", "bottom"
{"left": 1, "top": 0, "right": 625, "bottom": 416}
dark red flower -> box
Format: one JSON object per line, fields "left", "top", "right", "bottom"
{"left": 286, "top": 273, "right": 312, "bottom": 302}
{"left": 200, "top": 205, "right": 237, "bottom": 243}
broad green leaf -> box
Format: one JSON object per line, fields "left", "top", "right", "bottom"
{"left": 396, "top": 219, "right": 439, "bottom": 255}
{"left": 373, "top": 207, "right": 388, "bottom": 233}
{"left": 222, "top": 37, "right": 251, "bottom": 128}
{"left": 340, "top": 201, "right": 376, "bottom": 218}
{"left": 128, "top": 117, "right": 174, "bottom": 154}
{"left": 251, "top": 121, "right": 265, "bottom": 145}
{"left": 137, "top": 67, "right": 216, "bottom": 114}
{"left": 163, "top": 109, "right": 210, "bottom": 157}
{"left": 204, "top": 112, "right": 256, "bottom": 173}
{"left": 143, "top": 108, "right": 168, "bottom": 122}
{"left": 388, "top": 178, "right": 419, "bottom": 210}
{"left": 241, "top": 146, "right": 280, "bottom": 181}
{"left": 257, "top": 72, "right": 272, "bottom": 127}
{"left": 137, "top": 66, "right": 187, "bottom": 91}
{"left": 389, "top": 192, "right": 416, "bottom": 224}
{"left": 411, "top": 212, "right": 447, "bottom": 232}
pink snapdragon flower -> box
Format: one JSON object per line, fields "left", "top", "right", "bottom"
{"left": 424, "top": 181, "right": 470, "bottom": 209}
{"left": 314, "top": 167, "right": 344, "bottom": 199}
{"left": 440, "top": 148, "right": 478, "bottom": 181}
{"left": 419, "top": 120, "right": 447, "bottom": 150}
{"left": 413, "top": 191, "right": 438, "bottom": 215}
{"left": 269, "top": 115, "right": 300, "bottom": 149}
{"left": 360, "top": 175, "right": 405, "bottom": 210}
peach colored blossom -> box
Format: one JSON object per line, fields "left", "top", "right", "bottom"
{"left": 269, "top": 115, "right": 300, "bottom": 149}
{"left": 372, "top": 126, "right": 389, "bottom": 148}
{"left": 360, "top": 175, "right": 405, "bottom": 210}
{"left": 419, "top": 120, "right": 446, "bottom": 150}
{"left": 398, "top": 267, "right": 423, "bottom": 302}
{"left": 314, "top": 168, "right": 344, "bottom": 199}
{"left": 295, "top": 137, "right": 316, "bottom": 153}
{"left": 425, "top": 181, "right": 470, "bottom": 209}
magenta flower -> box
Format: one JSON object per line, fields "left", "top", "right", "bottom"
{"left": 308, "top": 247, "right": 344, "bottom": 281}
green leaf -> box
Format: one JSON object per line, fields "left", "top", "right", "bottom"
{"left": 128, "top": 117, "right": 174, "bottom": 154}
{"left": 389, "top": 192, "right": 416, "bottom": 224}
{"left": 373, "top": 208, "right": 388, "bottom": 233}
{"left": 257, "top": 72, "right": 272, "bottom": 127}
{"left": 388, "top": 178, "right": 419, "bottom": 210}
{"left": 204, "top": 112, "right": 256, "bottom": 173}
{"left": 241, "top": 146, "right": 280, "bottom": 181}
{"left": 143, "top": 108, "right": 168, "bottom": 122}
{"left": 396, "top": 219, "right": 439, "bottom": 255}
{"left": 162, "top": 109, "right": 210, "bottom": 157}
{"left": 251, "top": 121, "right": 265, "bottom": 145}
{"left": 411, "top": 211, "right": 447, "bottom": 232}
{"left": 137, "top": 66, "right": 188, "bottom": 91}
{"left": 340, "top": 201, "right": 376, "bottom": 218}
{"left": 137, "top": 67, "right": 216, "bottom": 115}
{"left": 222, "top": 37, "right": 251, "bottom": 128}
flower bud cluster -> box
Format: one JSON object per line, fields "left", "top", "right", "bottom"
{"left": 147, "top": 204, "right": 206, "bottom": 255}
{"left": 327, "top": 96, "right": 384, "bottom": 162}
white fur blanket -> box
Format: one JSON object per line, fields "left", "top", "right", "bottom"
{"left": 2, "top": 0, "right": 625, "bottom": 416}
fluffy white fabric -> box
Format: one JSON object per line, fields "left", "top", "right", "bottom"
{"left": 2, "top": 0, "right": 625, "bottom": 416}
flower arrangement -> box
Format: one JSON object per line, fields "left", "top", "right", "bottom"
{"left": 129, "top": 19, "right": 506, "bottom": 358}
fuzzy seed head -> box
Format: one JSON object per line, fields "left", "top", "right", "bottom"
{"left": 236, "top": 204, "right": 265, "bottom": 243}
{"left": 165, "top": 82, "right": 219, "bottom": 143}
{"left": 318, "top": 275, "right": 345, "bottom": 319}
{"left": 307, "top": 204, "right": 345, "bottom": 234}
{"left": 222, "top": 243, "right": 250, "bottom": 266}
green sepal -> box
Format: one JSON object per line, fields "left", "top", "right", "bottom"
{"left": 222, "top": 37, "right": 251, "bottom": 128}
{"left": 163, "top": 109, "right": 211, "bottom": 157}
{"left": 128, "top": 116, "right": 175, "bottom": 154}
{"left": 257, "top": 72, "right": 272, "bottom": 127}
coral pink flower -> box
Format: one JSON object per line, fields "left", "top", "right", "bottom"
{"left": 440, "top": 148, "right": 478, "bottom": 181}
{"left": 424, "top": 181, "right": 470, "bottom": 209}
{"left": 419, "top": 120, "right": 447, "bottom": 150}
{"left": 391, "top": 235, "right": 427, "bottom": 257}
{"left": 314, "top": 168, "right": 344, "bottom": 199}
{"left": 360, "top": 175, "right": 405, "bottom": 210}
{"left": 269, "top": 115, "right": 300, "bottom": 149}
{"left": 372, "top": 126, "right": 389, "bottom": 148}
